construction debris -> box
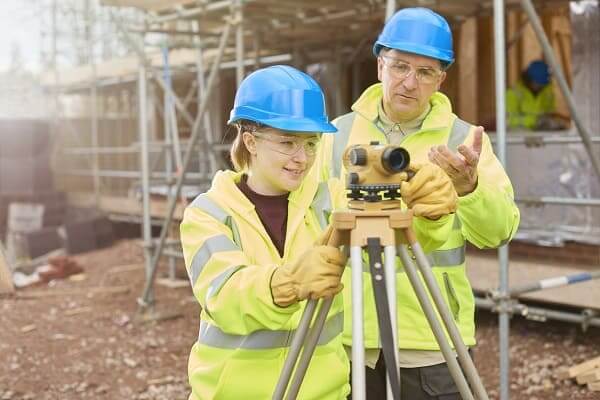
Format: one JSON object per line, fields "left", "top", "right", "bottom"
{"left": 20, "top": 324, "right": 36, "bottom": 333}
{"left": 156, "top": 277, "right": 190, "bottom": 289}
{"left": 37, "top": 256, "right": 84, "bottom": 283}
{"left": 11, "top": 271, "right": 42, "bottom": 288}
{"left": 12, "top": 248, "right": 66, "bottom": 275}
{"left": 576, "top": 369, "right": 600, "bottom": 385}
{"left": 558, "top": 355, "right": 600, "bottom": 392}
{"left": 11, "top": 255, "right": 84, "bottom": 288}
{"left": 63, "top": 306, "right": 92, "bottom": 316}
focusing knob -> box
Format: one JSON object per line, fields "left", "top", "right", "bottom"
{"left": 347, "top": 172, "right": 360, "bottom": 185}
{"left": 349, "top": 148, "right": 368, "bottom": 166}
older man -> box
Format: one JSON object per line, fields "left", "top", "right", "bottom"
{"left": 317, "top": 7, "right": 520, "bottom": 399}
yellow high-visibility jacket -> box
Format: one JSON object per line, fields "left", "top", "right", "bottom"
{"left": 180, "top": 170, "right": 349, "bottom": 400}
{"left": 506, "top": 80, "right": 555, "bottom": 130}
{"left": 316, "top": 83, "right": 520, "bottom": 350}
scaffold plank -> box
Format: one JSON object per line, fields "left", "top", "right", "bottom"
{"left": 467, "top": 251, "right": 600, "bottom": 310}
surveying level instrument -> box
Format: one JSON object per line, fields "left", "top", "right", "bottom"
{"left": 273, "top": 142, "right": 490, "bottom": 400}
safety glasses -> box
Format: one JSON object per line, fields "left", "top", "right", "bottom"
{"left": 252, "top": 132, "right": 321, "bottom": 157}
{"left": 380, "top": 55, "right": 443, "bottom": 85}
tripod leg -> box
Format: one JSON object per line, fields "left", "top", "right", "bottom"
{"left": 274, "top": 226, "right": 347, "bottom": 399}
{"left": 367, "top": 239, "right": 400, "bottom": 400}
{"left": 350, "top": 246, "right": 366, "bottom": 400}
{"left": 285, "top": 297, "right": 334, "bottom": 400}
{"left": 384, "top": 245, "right": 400, "bottom": 399}
{"left": 409, "top": 241, "right": 490, "bottom": 400}
{"left": 273, "top": 299, "right": 319, "bottom": 400}
{"left": 397, "top": 245, "right": 476, "bottom": 400}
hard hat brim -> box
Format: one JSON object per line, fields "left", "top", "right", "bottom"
{"left": 229, "top": 111, "right": 337, "bottom": 134}
{"left": 373, "top": 41, "right": 454, "bottom": 66}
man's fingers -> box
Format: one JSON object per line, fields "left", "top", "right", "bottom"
{"left": 428, "top": 151, "right": 441, "bottom": 167}
{"left": 457, "top": 126, "right": 483, "bottom": 166}
{"left": 472, "top": 126, "right": 483, "bottom": 156}
{"left": 428, "top": 149, "right": 450, "bottom": 170}
{"left": 457, "top": 145, "right": 479, "bottom": 167}
{"left": 429, "top": 150, "right": 460, "bottom": 175}
{"left": 436, "top": 146, "right": 466, "bottom": 171}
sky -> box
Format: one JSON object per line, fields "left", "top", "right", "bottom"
{"left": 0, "top": 1, "right": 42, "bottom": 73}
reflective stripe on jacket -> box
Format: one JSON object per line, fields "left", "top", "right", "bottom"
{"left": 180, "top": 170, "right": 349, "bottom": 400}
{"left": 506, "top": 80, "right": 555, "bottom": 130}
{"left": 316, "top": 83, "right": 520, "bottom": 350}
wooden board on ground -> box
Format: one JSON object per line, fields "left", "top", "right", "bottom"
{"left": 589, "top": 381, "right": 600, "bottom": 391}
{"left": 16, "top": 285, "right": 129, "bottom": 299}
{"left": 569, "top": 357, "right": 600, "bottom": 378}
{"left": 106, "top": 263, "right": 145, "bottom": 275}
{"left": 556, "top": 356, "right": 600, "bottom": 380}
{"left": 157, "top": 277, "right": 190, "bottom": 289}
{"left": 467, "top": 252, "right": 600, "bottom": 310}
{"left": 0, "top": 246, "right": 14, "bottom": 294}
{"left": 576, "top": 369, "right": 600, "bottom": 385}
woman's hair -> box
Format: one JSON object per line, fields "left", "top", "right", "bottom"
{"left": 229, "top": 119, "right": 267, "bottom": 171}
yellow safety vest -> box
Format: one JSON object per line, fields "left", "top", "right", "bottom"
{"left": 316, "top": 83, "right": 520, "bottom": 350}
{"left": 506, "top": 80, "right": 555, "bottom": 130}
{"left": 180, "top": 170, "right": 349, "bottom": 399}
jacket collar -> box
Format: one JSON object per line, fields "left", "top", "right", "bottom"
{"left": 207, "top": 169, "right": 320, "bottom": 262}
{"left": 209, "top": 170, "right": 255, "bottom": 214}
{"left": 352, "top": 83, "right": 454, "bottom": 133}
{"left": 208, "top": 168, "right": 318, "bottom": 228}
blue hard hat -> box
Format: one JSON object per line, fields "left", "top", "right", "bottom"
{"left": 228, "top": 65, "right": 337, "bottom": 133}
{"left": 373, "top": 7, "right": 454, "bottom": 67}
{"left": 525, "top": 60, "right": 550, "bottom": 85}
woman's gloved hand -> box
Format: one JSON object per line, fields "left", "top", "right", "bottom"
{"left": 270, "top": 244, "right": 347, "bottom": 307}
{"left": 400, "top": 163, "right": 458, "bottom": 220}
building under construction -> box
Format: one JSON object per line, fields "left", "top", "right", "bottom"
{"left": 0, "top": 1, "right": 599, "bottom": 399}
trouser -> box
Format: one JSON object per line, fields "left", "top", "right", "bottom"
{"left": 347, "top": 353, "right": 463, "bottom": 400}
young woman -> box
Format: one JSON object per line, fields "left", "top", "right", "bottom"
{"left": 180, "top": 65, "right": 350, "bottom": 399}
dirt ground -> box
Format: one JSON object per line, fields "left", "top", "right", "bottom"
{"left": 1, "top": 239, "right": 599, "bottom": 400}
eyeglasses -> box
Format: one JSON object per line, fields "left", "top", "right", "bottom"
{"left": 252, "top": 132, "right": 321, "bottom": 156}
{"left": 380, "top": 55, "right": 442, "bottom": 85}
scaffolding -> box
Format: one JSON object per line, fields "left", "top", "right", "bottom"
{"left": 41, "top": 1, "right": 600, "bottom": 399}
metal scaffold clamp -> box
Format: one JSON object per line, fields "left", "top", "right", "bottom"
{"left": 581, "top": 309, "right": 598, "bottom": 332}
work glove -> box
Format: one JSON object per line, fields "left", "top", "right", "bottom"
{"left": 270, "top": 238, "right": 346, "bottom": 307}
{"left": 400, "top": 163, "right": 458, "bottom": 220}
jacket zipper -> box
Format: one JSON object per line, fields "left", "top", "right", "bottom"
{"left": 443, "top": 272, "right": 460, "bottom": 321}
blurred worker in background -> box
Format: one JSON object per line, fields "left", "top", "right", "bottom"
{"left": 316, "top": 7, "right": 521, "bottom": 399}
{"left": 507, "top": 59, "right": 568, "bottom": 130}
{"left": 180, "top": 65, "right": 350, "bottom": 399}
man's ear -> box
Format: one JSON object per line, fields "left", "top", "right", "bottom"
{"left": 377, "top": 56, "right": 384, "bottom": 82}
{"left": 242, "top": 131, "right": 257, "bottom": 155}
{"left": 437, "top": 71, "right": 447, "bottom": 90}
